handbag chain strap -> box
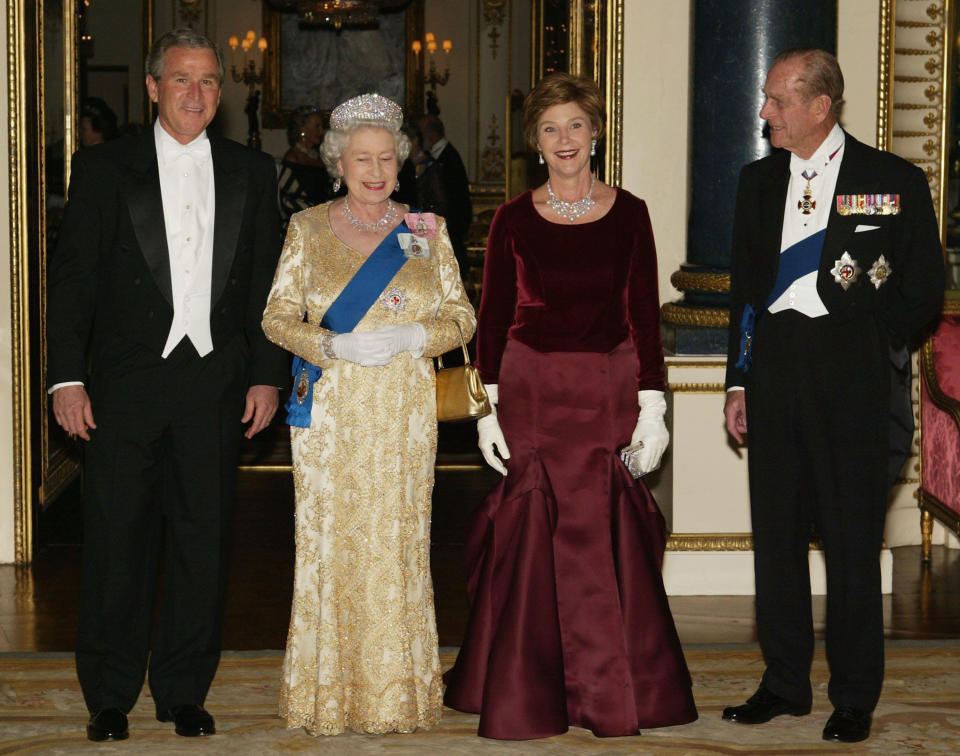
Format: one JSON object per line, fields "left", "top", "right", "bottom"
{"left": 436, "top": 320, "right": 469, "bottom": 370}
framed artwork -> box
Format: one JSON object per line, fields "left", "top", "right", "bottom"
{"left": 261, "top": 1, "right": 424, "bottom": 128}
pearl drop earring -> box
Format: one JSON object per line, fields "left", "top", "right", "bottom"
{"left": 590, "top": 139, "right": 597, "bottom": 157}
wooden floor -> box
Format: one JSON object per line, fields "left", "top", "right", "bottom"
{"left": 2, "top": 466, "right": 960, "bottom": 653}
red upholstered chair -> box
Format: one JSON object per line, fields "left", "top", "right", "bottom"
{"left": 919, "top": 307, "right": 960, "bottom": 562}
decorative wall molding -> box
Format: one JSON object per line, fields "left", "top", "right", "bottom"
{"left": 480, "top": 113, "right": 504, "bottom": 180}
{"left": 482, "top": 0, "right": 506, "bottom": 58}
{"left": 173, "top": 0, "right": 207, "bottom": 32}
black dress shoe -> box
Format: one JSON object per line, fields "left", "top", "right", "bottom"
{"left": 87, "top": 708, "right": 129, "bottom": 742}
{"left": 722, "top": 687, "right": 811, "bottom": 724}
{"left": 823, "top": 706, "right": 872, "bottom": 742}
{"left": 157, "top": 704, "right": 216, "bottom": 737}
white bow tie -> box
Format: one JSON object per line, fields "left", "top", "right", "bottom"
{"left": 163, "top": 137, "right": 210, "bottom": 163}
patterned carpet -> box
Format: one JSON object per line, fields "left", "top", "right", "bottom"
{"left": 2, "top": 644, "right": 959, "bottom": 754}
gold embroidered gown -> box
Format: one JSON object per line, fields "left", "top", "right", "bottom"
{"left": 262, "top": 202, "right": 476, "bottom": 735}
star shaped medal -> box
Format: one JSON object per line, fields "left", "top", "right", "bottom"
{"left": 830, "top": 251, "right": 861, "bottom": 290}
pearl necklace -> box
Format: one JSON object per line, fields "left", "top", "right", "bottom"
{"left": 546, "top": 176, "right": 597, "bottom": 222}
{"left": 342, "top": 196, "right": 398, "bottom": 233}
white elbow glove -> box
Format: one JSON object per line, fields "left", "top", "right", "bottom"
{"left": 477, "top": 384, "right": 510, "bottom": 476}
{"left": 629, "top": 389, "right": 669, "bottom": 475}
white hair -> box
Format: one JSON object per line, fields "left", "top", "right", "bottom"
{"left": 320, "top": 123, "right": 411, "bottom": 179}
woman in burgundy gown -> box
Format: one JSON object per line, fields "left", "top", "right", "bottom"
{"left": 442, "top": 73, "right": 698, "bottom": 740}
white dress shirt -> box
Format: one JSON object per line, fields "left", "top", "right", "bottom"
{"left": 767, "top": 122, "right": 845, "bottom": 317}
{"left": 429, "top": 137, "right": 448, "bottom": 160}
{"left": 48, "top": 122, "right": 218, "bottom": 394}
{"left": 155, "top": 119, "right": 216, "bottom": 358}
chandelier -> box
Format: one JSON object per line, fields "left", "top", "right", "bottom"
{"left": 265, "top": 0, "right": 411, "bottom": 31}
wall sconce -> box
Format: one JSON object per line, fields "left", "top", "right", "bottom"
{"left": 411, "top": 32, "right": 452, "bottom": 113}
{"left": 228, "top": 30, "right": 268, "bottom": 150}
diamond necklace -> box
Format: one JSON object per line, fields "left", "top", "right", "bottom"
{"left": 546, "top": 176, "right": 597, "bottom": 222}
{"left": 342, "top": 195, "right": 398, "bottom": 233}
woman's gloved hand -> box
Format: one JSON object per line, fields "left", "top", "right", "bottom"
{"left": 330, "top": 331, "right": 393, "bottom": 366}
{"left": 378, "top": 323, "right": 426, "bottom": 357}
{"left": 330, "top": 324, "right": 425, "bottom": 366}
{"left": 477, "top": 384, "right": 510, "bottom": 475}
{"left": 629, "top": 389, "right": 669, "bottom": 475}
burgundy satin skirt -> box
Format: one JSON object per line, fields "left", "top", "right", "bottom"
{"left": 443, "top": 339, "right": 698, "bottom": 739}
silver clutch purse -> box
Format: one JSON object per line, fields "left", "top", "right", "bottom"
{"left": 620, "top": 441, "right": 658, "bottom": 478}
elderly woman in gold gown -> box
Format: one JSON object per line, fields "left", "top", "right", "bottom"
{"left": 262, "top": 93, "right": 475, "bottom": 736}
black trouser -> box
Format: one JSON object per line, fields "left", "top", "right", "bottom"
{"left": 76, "top": 338, "right": 246, "bottom": 714}
{"left": 745, "top": 310, "right": 890, "bottom": 712}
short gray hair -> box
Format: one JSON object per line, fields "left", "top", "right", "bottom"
{"left": 773, "top": 47, "right": 844, "bottom": 120}
{"left": 146, "top": 28, "right": 224, "bottom": 84}
{"left": 320, "top": 124, "right": 411, "bottom": 179}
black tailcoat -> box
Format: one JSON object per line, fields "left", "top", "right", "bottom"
{"left": 47, "top": 129, "right": 287, "bottom": 714}
{"left": 724, "top": 132, "right": 943, "bottom": 711}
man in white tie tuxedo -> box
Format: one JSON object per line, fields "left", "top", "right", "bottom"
{"left": 721, "top": 48, "right": 944, "bottom": 744}
{"left": 47, "top": 29, "right": 287, "bottom": 742}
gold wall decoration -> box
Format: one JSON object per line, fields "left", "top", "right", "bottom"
{"left": 173, "top": 0, "right": 205, "bottom": 31}
{"left": 667, "top": 382, "right": 727, "bottom": 394}
{"left": 666, "top": 534, "right": 755, "bottom": 551}
{"left": 888, "top": 0, "right": 949, "bottom": 216}
{"left": 8, "top": 0, "right": 33, "bottom": 564}
{"left": 670, "top": 270, "right": 730, "bottom": 294}
{"left": 660, "top": 303, "right": 730, "bottom": 329}
{"left": 483, "top": 0, "right": 506, "bottom": 58}
{"left": 480, "top": 114, "right": 505, "bottom": 180}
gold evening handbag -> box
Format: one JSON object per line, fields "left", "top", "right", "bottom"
{"left": 435, "top": 321, "right": 492, "bottom": 422}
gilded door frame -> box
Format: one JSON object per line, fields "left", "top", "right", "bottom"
{"left": 7, "top": 0, "right": 153, "bottom": 564}
{"left": 880, "top": 0, "right": 957, "bottom": 554}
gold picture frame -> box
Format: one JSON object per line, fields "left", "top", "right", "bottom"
{"left": 260, "top": 1, "right": 425, "bottom": 129}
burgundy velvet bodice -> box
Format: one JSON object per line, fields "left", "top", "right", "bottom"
{"left": 475, "top": 188, "right": 666, "bottom": 390}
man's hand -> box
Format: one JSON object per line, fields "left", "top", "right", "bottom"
{"left": 52, "top": 385, "right": 96, "bottom": 441}
{"left": 242, "top": 384, "right": 279, "bottom": 438}
{"left": 724, "top": 389, "right": 747, "bottom": 444}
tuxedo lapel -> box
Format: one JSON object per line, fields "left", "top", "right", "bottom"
{"left": 819, "top": 133, "right": 872, "bottom": 286}
{"left": 757, "top": 152, "right": 790, "bottom": 298}
{"left": 210, "top": 138, "right": 247, "bottom": 308}
{"left": 124, "top": 132, "right": 173, "bottom": 306}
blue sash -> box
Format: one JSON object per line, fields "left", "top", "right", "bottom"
{"left": 285, "top": 220, "right": 411, "bottom": 427}
{"left": 735, "top": 229, "right": 825, "bottom": 372}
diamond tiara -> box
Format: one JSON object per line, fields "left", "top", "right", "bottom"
{"left": 329, "top": 93, "right": 403, "bottom": 131}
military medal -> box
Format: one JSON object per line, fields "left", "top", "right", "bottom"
{"left": 835, "top": 193, "right": 900, "bottom": 216}
{"left": 380, "top": 285, "right": 407, "bottom": 312}
{"left": 867, "top": 255, "right": 892, "bottom": 289}
{"left": 798, "top": 170, "right": 817, "bottom": 214}
{"left": 397, "top": 232, "right": 431, "bottom": 259}
{"left": 295, "top": 366, "right": 310, "bottom": 403}
{"left": 797, "top": 146, "right": 842, "bottom": 215}
{"left": 830, "top": 251, "right": 861, "bottom": 290}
